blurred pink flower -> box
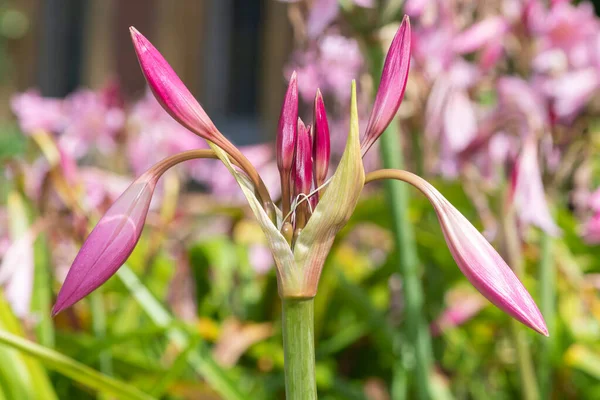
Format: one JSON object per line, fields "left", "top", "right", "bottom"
{"left": 249, "top": 244, "right": 274, "bottom": 274}
{"left": 289, "top": 34, "right": 363, "bottom": 104}
{"left": 305, "top": 0, "right": 373, "bottom": 38}
{"left": 541, "top": 68, "right": 599, "bottom": 122}
{"left": 497, "top": 77, "right": 548, "bottom": 134}
{"left": 59, "top": 89, "right": 125, "bottom": 159}
{"left": 11, "top": 90, "right": 65, "bottom": 134}
{"left": 127, "top": 91, "right": 208, "bottom": 177}
{"left": 431, "top": 290, "right": 486, "bottom": 336}
{"left": 510, "top": 138, "right": 560, "bottom": 236}
{"left": 582, "top": 212, "right": 600, "bottom": 244}
{"left": 193, "top": 144, "right": 281, "bottom": 202}
{"left": 79, "top": 168, "right": 132, "bottom": 211}
{"left": 425, "top": 62, "right": 479, "bottom": 177}
{"left": 452, "top": 17, "right": 509, "bottom": 54}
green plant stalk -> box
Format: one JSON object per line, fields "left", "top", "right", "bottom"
{"left": 282, "top": 298, "right": 317, "bottom": 400}
{"left": 366, "top": 45, "right": 433, "bottom": 399}
{"left": 538, "top": 232, "right": 554, "bottom": 399}
{"left": 500, "top": 204, "right": 539, "bottom": 400}
{"left": 90, "top": 289, "right": 113, "bottom": 377}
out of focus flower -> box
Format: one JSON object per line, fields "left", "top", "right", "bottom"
{"left": 582, "top": 213, "right": 600, "bottom": 244}
{"left": 289, "top": 34, "right": 363, "bottom": 104}
{"left": 127, "top": 91, "right": 208, "bottom": 176}
{"left": 510, "top": 138, "right": 560, "bottom": 236}
{"left": 11, "top": 90, "right": 65, "bottom": 134}
{"left": 431, "top": 289, "right": 486, "bottom": 336}
{"left": 59, "top": 89, "right": 125, "bottom": 159}
{"left": 293, "top": 0, "right": 374, "bottom": 38}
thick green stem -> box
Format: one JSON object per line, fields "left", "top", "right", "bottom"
{"left": 282, "top": 298, "right": 317, "bottom": 400}
{"left": 366, "top": 45, "right": 433, "bottom": 400}
{"left": 538, "top": 233, "right": 554, "bottom": 399}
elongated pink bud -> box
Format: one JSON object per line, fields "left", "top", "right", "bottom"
{"left": 52, "top": 173, "right": 157, "bottom": 316}
{"left": 313, "top": 89, "right": 330, "bottom": 188}
{"left": 129, "top": 27, "right": 224, "bottom": 147}
{"left": 294, "top": 119, "right": 313, "bottom": 198}
{"left": 277, "top": 72, "right": 299, "bottom": 174}
{"left": 369, "top": 170, "right": 548, "bottom": 335}
{"left": 361, "top": 15, "right": 411, "bottom": 156}
{"left": 419, "top": 177, "right": 548, "bottom": 335}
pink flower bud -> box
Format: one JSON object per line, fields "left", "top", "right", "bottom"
{"left": 129, "top": 27, "right": 224, "bottom": 147}
{"left": 277, "top": 71, "right": 299, "bottom": 174}
{"left": 373, "top": 170, "right": 549, "bottom": 335}
{"left": 422, "top": 179, "right": 548, "bottom": 336}
{"left": 361, "top": 15, "right": 411, "bottom": 156}
{"left": 294, "top": 119, "right": 313, "bottom": 198}
{"left": 313, "top": 89, "right": 330, "bottom": 188}
{"left": 52, "top": 173, "right": 157, "bottom": 315}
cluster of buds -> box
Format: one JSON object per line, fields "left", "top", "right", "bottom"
{"left": 276, "top": 72, "right": 331, "bottom": 245}
{"left": 53, "top": 16, "right": 547, "bottom": 336}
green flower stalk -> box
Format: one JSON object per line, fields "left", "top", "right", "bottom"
{"left": 53, "top": 16, "right": 547, "bottom": 398}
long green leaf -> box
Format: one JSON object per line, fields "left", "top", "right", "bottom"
{"left": 117, "top": 266, "right": 248, "bottom": 400}
{"left": 0, "top": 329, "right": 154, "bottom": 400}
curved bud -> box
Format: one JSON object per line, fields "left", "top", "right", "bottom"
{"left": 130, "top": 27, "right": 275, "bottom": 216}
{"left": 52, "top": 173, "right": 157, "bottom": 316}
{"left": 129, "top": 27, "right": 224, "bottom": 148}
{"left": 277, "top": 71, "right": 299, "bottom": 174}
{"left": 313, "top": 89, "right": 330, "bottom": 188}
{"left": 52, "top": 150, "right": 221, "bottom": 316}
{"left": 365, "top": 170, "right": 549, "bottom": 336}
{"left": 361, "top": 15, "right": 411, "bottom": 156}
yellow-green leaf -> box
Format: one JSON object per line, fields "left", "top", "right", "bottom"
{"left": 292, "top": 80, "right": 365, "bottom": 297}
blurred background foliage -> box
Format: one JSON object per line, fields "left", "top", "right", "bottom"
{"left": 1, "top": 0, "right": 600, "bottom": 399}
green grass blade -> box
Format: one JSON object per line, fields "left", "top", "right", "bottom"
{"left": 0, "top": 329, "right": 154, "bottom": 400}
{"left": 117, "top": 265, "right": 248, "bottom": 400}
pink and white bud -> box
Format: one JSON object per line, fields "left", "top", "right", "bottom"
{"left": 52, "top": 172, "right": 158, "bottom": 316}
{"left": 422, "top": 179, "right": 548, "bottom": 335}
{"left": 277, "top": 71, "right": 299, "bottom": 174}
{"left": 313, "top": 89, "right": 330, "bottom": 187}
{"left": 361, "top": 15, "right": 411, "bottom": 156}
{"left": 129, "top": 27, "right": 224, "bottom": 147}
{"left": 380, "top": 170, "right": 548, "bottom": 335}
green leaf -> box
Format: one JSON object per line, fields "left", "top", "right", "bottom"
{"left": 293, "top": 80, "right": 365, "bottom": 297}
{"left": 0, "top": 329, "right": 153, "bottom": 400}
{"left": 116, "top": 266, "right": 248, "bottom": 400}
